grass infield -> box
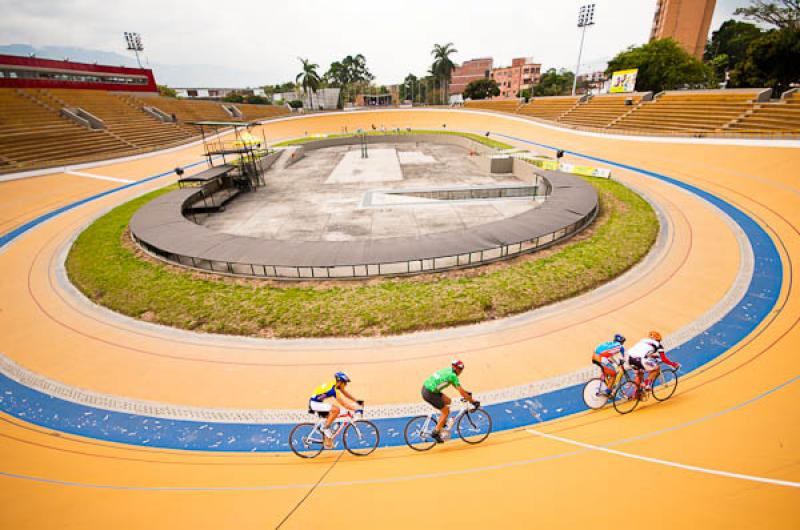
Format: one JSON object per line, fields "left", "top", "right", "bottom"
{"left": 66, "top": 174, "right": 657, "bottom": 338}
{"left": 272, "top": 129, "right": 515, "bottom": 150}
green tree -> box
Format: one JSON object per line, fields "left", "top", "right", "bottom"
{"left": 325, "top": 54, "right": 373, "bottom": 104}
{"left": 245, "top": 95, "right": 269, "bottom": 105}
{"left": 296, "top": 57, "right": 321, "bottom": 110}
{"left": 222, "top": 93, "right": 244, "bottom": 103}
{"left": 735, "top": 0, "right": 800, "bottom": 30}
{"left": 728, "top": 27, "right": 800, "bottom": 93}
{"left": 533, "top": 68, "right": 575, "bottom": 96}
{"left": 431, "top": 42, "right": 458, "bottom": 102}
{"left": 399, "top": 73, "right": 419, "bottom": 101}
{"left": 705, "top": 19, "right": 763, "bottom": 81}
{"left": 157, "top": 84, "right": 176, "bottom": 97}
{"left": 463, "top": 78, "right": 500, "bottom": 100}
{"left": 606, "top": 38, "right": 714, "bottom": 93}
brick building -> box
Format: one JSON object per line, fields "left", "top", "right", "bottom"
{"left": 491, "top": 57, "right": 541, "bottom": 99}
{"left": 650, "top": 0, "right": 717, "bottom": 59}
{"left": 450, "top": 58, "right": 493, "bottom": 95}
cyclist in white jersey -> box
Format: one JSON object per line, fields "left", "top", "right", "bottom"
{"left": 626, "top": 331, "right": 681, "bottom": 390}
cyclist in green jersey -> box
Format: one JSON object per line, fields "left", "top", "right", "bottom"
{"left": 421, "top": 359, "right": 479, "bottom": 443}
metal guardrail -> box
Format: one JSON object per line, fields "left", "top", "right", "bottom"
{"left": 130, "top": 134, "right": 598, "bottom": 281}
{"left": 133, "top": 197, "right": 598, "bottom": 281}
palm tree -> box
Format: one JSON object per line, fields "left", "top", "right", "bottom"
{"left": 431, "top": 42, "right": 458, "bottom": 103}
{"left": 296, "top": 57, "right": 321, "bottom": 110}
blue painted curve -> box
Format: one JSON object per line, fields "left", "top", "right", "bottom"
{"left": 0, "top": 138, "right": 783, "bottom": 452}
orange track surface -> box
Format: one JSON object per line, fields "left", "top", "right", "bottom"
{"left": 0, "top": 110, "right": 798, "bottom": 529}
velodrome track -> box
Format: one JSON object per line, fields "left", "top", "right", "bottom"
{"left": 0, "top": 109, "right": 798, "bottom": 528}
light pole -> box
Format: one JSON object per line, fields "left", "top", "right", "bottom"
{"left": 572, "top": 4, "right": 595, "bottom": 96}
{"left": 124, "top": 32, "right": 144, "bottom": 68}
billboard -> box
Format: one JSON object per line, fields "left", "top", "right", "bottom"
{"left": 610, "top": 69, "right": 638, "bottom": 93}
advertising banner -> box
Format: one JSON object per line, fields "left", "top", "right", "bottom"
{"left": 610, "top": 69, "right": 638, "bottom": 93}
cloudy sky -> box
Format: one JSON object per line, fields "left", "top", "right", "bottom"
{"left": 0, "top": 0, "right": 752, "bottom": 86}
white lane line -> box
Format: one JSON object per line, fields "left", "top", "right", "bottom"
{"left": 526, "top": 429, "right": 800, "bottom": 489}
{"left": 66, "top": 170, "right": 133, "bottom": 183}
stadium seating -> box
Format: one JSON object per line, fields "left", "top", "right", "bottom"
{"left": 464, "top": 99, "right": 523, "bottom": 113}
{"left": 41, "top": 89, "right": 197, "bottom": 149}
{"left": 0, "top": 89, "right": 133, "bottom": 172}
{"left": 0, "top": 89, "right": 290, "bottom": 174}
{"left": 558, "top": 94, "right": 646, "bottom": 128}
{"left": 726, "top": 101, "right": 800, "bottom": 134}
{"left": 236, "top": 102, "right": 291, "bottom": 120}
{"left": 607, "top": 89, "right": 763, "bottom": 133}
{"left": 461, "top": 89, "right": 796, "bottom": 137}
{"left": 517, "top": 96, "right": 581, "bottom": 120}
{"left": 128, "top": 95, "right": 242, "bottom": 123}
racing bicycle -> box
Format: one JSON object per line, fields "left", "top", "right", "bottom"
{"left": 404, "top": 398, "right": 492, "bottom": 451}
{"left": 583, "top": 360, "right": 679, "bottom": 414}
{"left": 289, "top": 404, "right": 379, "bottom": 458}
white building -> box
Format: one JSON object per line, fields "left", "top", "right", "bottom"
{"left": 175, "top": 87, "right": 267, "bottom": 99}
{"left": 273, "top": 88, "right": 340, "bottom": 110}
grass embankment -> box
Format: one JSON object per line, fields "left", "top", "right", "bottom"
{"left": 273, "top": 129, "right": 514, "bottom": 151}
{"left": 67, "top": 178, "right": 657, "bottom": 338}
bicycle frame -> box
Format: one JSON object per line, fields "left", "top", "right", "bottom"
{"left": 306, "top": 410, "right": 358, "bottom": 445}
{"left": 418, "top": 399, "right": 473, "bottom": 439}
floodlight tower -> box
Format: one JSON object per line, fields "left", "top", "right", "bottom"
{"left": 124, "top": 32, "right": 144, "bottom": 68}
{"left": 572, "top": 3, "right": 595, "bottom": 96}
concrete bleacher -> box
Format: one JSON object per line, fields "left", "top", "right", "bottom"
{"left": 558, "top": 93, "right": 649, "bottom": 128}
{"left": 129, "top": 95, "right": 242, "bottom": 123}
{"left": 38, "top": 89, "right": 197, "bottom": 150}
{"left": 458, "top": 89, "right": 796, "bottom": 137}
{"left": 517, "top": 96, "right": 581, "bottom": 120}
{"left": 464, "top": 99, "right": 523, "bottom": 113}
{"left": 236, "top": 102, "right": 291, "bottom": 120}
{"left": 0, "top": 89, "right": 133, "bottom": 172}
{"left": 727, "top": 90, "right": 800, "bottom": 134}
{"left": 0, "top": 87, "right": 293, "bottom": 175}
{"left": 608, "top": 89, "right": 765, "bottom": 133}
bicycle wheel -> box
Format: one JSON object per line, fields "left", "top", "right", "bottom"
{"left": 651, "top": 368, "right": 679, "bottom": 401}
{"left": 582, "top": 378, "right": 609, "bottom": 409}
{"left": 289, "top": 423, "right": 324, "bottom": 458}
{"left": 404, "top": 415, "right": 437, "bottom": 451}
{"left": 343, "top": 420, "right": 380, "bottom": 456}
{"left": 456, "top": 409, "right": 492, "bottom": 444}
{"left": 612, "top": 379, "right": 640, "bottom": 415}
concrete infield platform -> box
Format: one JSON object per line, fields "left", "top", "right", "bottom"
{"left": 130, "top": 134, "right": 598, "bottom": 278}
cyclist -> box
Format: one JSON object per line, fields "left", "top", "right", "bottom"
{"left": 309, "top": 372, "right": 363, "bottom": 448}
{"left": 422, "top": 360, "right": 479, "bottom": 444}
{"left": 627, "top": 331, "right": 681, "bottom": 392}
{"left": 592, "top": 334, "right": 626, "bottom": 396}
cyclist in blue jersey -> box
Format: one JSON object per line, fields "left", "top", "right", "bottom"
{"left": 592, "top": 334, "right": 626, "bottom": 396}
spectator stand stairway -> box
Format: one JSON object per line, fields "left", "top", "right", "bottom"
{"left": 0, "top": 88, "right": 133, "bottom": 173}
{"left": 559, "top": 93, "right": 652, "bottom": 129}
{"left": 40, "top": 89, "right": 197, "bottom": 151}
{"left": 725, "top": 88, "right": 800, "bottom": 136}
{"left": 517, "top": 96, "right": 583, "bottom": 121}
{"left": 608, "top": 88, "right": 770, "bottom": 135}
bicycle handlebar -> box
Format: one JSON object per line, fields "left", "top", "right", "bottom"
{"left": 460, "top": 398, "right": 481, "bottom": 410}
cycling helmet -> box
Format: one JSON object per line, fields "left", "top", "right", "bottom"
{"left": 614, "top": 333, "right": 626, "bottom": 344}
{"left": 334, "top": 371, "right": 351, "bottom": 383}
{"left": 451, "top": 359, "right": 465, "bottom": 371}
{"left": 648, "top": 330, "right": 663, "bottom": 342}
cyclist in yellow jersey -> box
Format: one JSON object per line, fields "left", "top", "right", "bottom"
{"left": 309, "top": 371, "right": 363, "bottom": 447}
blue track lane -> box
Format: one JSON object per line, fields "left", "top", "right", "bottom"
{"left": 0, "top": 140, "right": 783, "bottom": 452}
